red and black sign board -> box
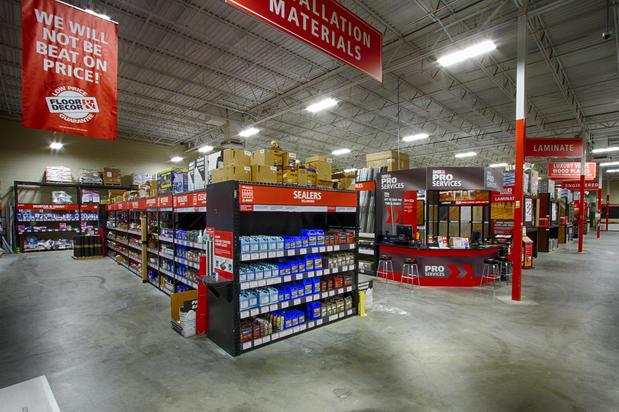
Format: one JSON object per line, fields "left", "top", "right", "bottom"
{"left": 491, "top": 185, "right": 515, "bottom": 203}
{"left": 213, "top": 230, "right": 233, "bottom": 281}
{"left": 355, "top": 180, "right": 375, "bottom": 191}
{"left": 524, "top": 138, "right": 583, "bottom": 158}
{"left": 547, "top": 162, "right": 596, "bottom": 180}
{"left": 22, "top": 0, "right": 118, "bottom": 140}
{"left": 17, "top": 203, "right": 97, "bottom": 211}
{"left": 238, "top": 184, "right": 356, "bottom": 208}
{"left": 225, "top": 0, "right": 382, "bottom": 81}
{"left": 173, "top": 191, "right": 207, "bottom": 208}
{"left": 560, "top": 180, "right": 600, "bottom": 191}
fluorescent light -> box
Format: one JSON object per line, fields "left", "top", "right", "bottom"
{"left": 238, "top": 127, "right": 260, "bottom": 138}
{"left": 592, "top": 146, "right": 619, "bottom": 154}
{"left": 85, "top": 9, "right": 111, "bottom": 20}
{"left": 600, "top": 161, "right": 619, "bottom": 167}
{"left": 489, "top": 163, "right": 508, "bottom": 168}
{"left": 606, "top": 169, "right": 619, "bottom": 173}
{"left": 332, "top": 148, "right": 351, "bottom": 156}
{"left": 344, "top": 168, "right": 357, "bottom": 173}
{"left": 306, "top": 98, "right": 338, "bottom": 113}
{"left": 198, "top": 145, "right": 214, "bottom": 153}
{"left": 49, "top": 142, "right": 63, "bottom": 150}
{"left": 170, "top": 156, "right": 183, "bottom": 163}
{"left": 454, "top": 151, "right": 477, "bottom": 158}
{"left": 402, "top": 133, "right": 429, "bottom": 142}
{"left": 437, "top": 40, "right": 496, "bottom": 67}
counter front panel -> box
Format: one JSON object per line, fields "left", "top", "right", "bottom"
{"left": 378, "top": 245, "right": 500, "bottom": 287}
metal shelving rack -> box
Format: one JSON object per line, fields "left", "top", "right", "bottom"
{"left": 12, "top": 180, "right": 132, "bottom": 253}
{"left": 205, "top": 181, "right": 359, "bottom": 356}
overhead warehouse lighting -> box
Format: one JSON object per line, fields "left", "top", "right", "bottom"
{"left": 332, "top": 148, "right": 351, "bottom": 156}
{"left": 49, "top": 142, "right": 63, "bottom": 150}
{"left": 600, "top": 160, "right": 619, "bottom": 167}
{"left": 170, "top": 156, "right": 183, "bottom": 163}
{"left": 85, "top": 9, "right": 111, "bottom": 20}
{"left": 592, "top": 146, "right": 619, "bottom": 154}
{"left": 344, "top": 168, "right": 357, "bottom": 173}
{"left": 489, "top": 163, "right": 509, "bottom": 168}
{"left": 454, "top": 151, "right": 477, "bottom": 158}
{"left": 306, "top": 98, "right": 338, "bottom": 113}
{"left": 238, "top": 127, "right": 260, "bottom": 138}
{"left": 402, "top": 133, "right": 429, "bottom": 142}
{"left": 606, "top": 169, "right": 619, "bottom": 173}
{"left": 437, "top": 40, "right": 496, "bottom": 67}
{"left": 198, "top": 145, "right": 214, "bottom": 153}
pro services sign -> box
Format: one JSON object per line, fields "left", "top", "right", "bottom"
{"left": 225, "top": 0, "right": 382, "bottom": 81}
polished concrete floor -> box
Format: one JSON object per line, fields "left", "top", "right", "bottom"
{"left": 1, "top": 233, "right": 618, "bottom": 411}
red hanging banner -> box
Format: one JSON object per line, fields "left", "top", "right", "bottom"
{"left": 524, "top": 138, "right": 583, "bottom": 158}
{"left": 21, "top": 0, "right": 118, "bottom": 140}
{"left": 225, "top": 0, "right": 382, "bottom": 82}
{"left": 547, "top": 162, "right": 596, "bottom": 180}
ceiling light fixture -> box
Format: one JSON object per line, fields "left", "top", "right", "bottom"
{"left": 344, "top": 168, "right": 357, "bottom": 173}
{"left": 85, "top": 9, "right": 111, "bottom": 20}
{"left": 49, "top": 142, "right": 63, "bottom": 150}
{"left": 437, "top": 40, "right": 496, "bottom": 67}
{"left": 600, "top": 161, "right": 619, "bottom": 167}
{"left": 606, "top": 169, "right": 619, "bottom": 173}
{"left": 170, "top": 156, "right": 183, "bottom": 163}
{"left": 238, "top": 127, "right": 260, "bottom": 138}
{"left": 454, "top": 151, "right": 477, "bottom": 158}
{"left": 489, "top": 163, "right": 508, "bottom": 168}
{"left": 402, "top": 133, "right": 429, "bottom": 142}
{"left": 332, "top": 148, "right": 351, "bottom": 156}
{"left": 198, "top": 145, "right": 214, "bottom": 153}
{"left": 592, "top": 146, "right": 619, "bottom": 154}
{"left": 306, "top": 98, "right": 338, "bottom": 113}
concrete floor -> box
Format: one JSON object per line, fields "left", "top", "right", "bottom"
{"left": 1, "top": 233, "right": 618, "bottom": 412}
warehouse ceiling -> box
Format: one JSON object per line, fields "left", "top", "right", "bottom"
{"left": 1, "top": 0, "right": 619, "bottom": 174}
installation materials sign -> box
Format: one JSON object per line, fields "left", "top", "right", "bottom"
{"left": 22, "top": 0, "right": 118, "bottom": 140}
{"left": 225, "top": 0, "right": 382, "bottom": 81}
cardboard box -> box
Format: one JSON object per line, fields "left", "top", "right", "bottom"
{"left": 298, "top": 167, "right": 308, "bottom": 186}
{"left": 305, "top": 155, "right": 332, "bottom": 164}
{"left": 251, "top": 149, "right": 287, "bottom": 167}
{"left": 306, "top": 168, "right": 317, "bottom": 187}
{"left": 282, "top": 167, "right": 298, "bottom": 185}
{"left": 251, "top": 165, "right": 279, "bottom": 183}
{"left": 365, "top": 150, "right": 409, "bottom": 162}
{"left": 102, "top": 167, "right": 121, "bottom": 185}
{"left": 305, "top": 160, "right": 332, "bottom": 181}
{"left": 223, "top": 149, "right": 251, "bottom": 167}
{"left": 171, "top": 289, "right": 198, "bottom": 322}
{"left": 211, "top": 165, "right": 252, "bottom": 183}
{"left": 366, "top": 158, "right": 409, "bottom": 172}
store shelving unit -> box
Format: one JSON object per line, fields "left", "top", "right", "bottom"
{"left": 206, "top": 181, "right": 359, "bottom": 356}
{"left": 105, "top": 191, "right": 206, "bottom": 295}
{"left": 12, "top": 181, "right": 133, "bottom": 253}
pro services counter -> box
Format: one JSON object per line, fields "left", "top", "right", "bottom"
{"left": 378, "top": 244, "right": 500, "bottom": 287}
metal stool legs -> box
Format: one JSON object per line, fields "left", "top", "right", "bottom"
{"left": 401, "top": 262, "right": 420, "bottom": 288}
{"left": 377, "top": 258, "right": 394, "bottom": 282}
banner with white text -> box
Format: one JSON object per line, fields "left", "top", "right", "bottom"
{"left": 22, "top": 0, "right": 118, "bottom": 140}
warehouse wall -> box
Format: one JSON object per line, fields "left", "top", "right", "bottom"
{"left": 609, "top": 180, "right": 619, "bottom": 203}
{"left": 0, "top": 117, "right": 181, "bottom": 203}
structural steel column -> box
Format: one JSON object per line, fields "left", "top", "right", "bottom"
{"left": 578, "top": 149, "right": 586, "bottom": 252}
{"left": 512, "top": 13, "right": 527, "bottom": 301}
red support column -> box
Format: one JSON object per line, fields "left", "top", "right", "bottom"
{"left": 512, "top": 13, "right": 527, "bottom": 301}
{"left": 577, "top": 156, "right": 585, "bottom": 252}
{"left": 606, "top": 194, "right": 610, "bottom": 231}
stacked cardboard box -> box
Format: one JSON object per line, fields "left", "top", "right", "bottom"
{"left": 333, "top": 171, "right": 356, "bottom": 190}
{"left": 305, "top": 155, "right": 332, "bottom": 188}
{"left": 211, "top": 149, "right": 252, "bottom": 183}
{"left": 102, "top": 168, "right": 121, "bottom": 185}
{"left": 250, "top": 145, "right": 288, "bottom": 183}
{"left": 366, "top": 151, "right": 409, "bottom": 171}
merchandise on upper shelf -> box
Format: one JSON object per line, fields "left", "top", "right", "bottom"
{"left": 102, "top": 167, "right": 121, "bottom": 185}
{"left": 79, "top": 168, "right": 103, "bottom": 185}
{"left": 52, "top": 191, "right": 72, "bottom": 204}
{"left": 45, "top": 166, "right": 72, "bottom": 183}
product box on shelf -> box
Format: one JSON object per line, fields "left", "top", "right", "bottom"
{"left": 102, "top": 167, "right": 121, "bottom": 185}
{"left": 305, "top": 159, "right": 332, "bottom": 182}
{"left": 211, "top": 165, "right": 251, "bottom": 183}
{"left": 251, "top": 165, "right": 279, "bottom": 183}
{"left": 45, "top": 166, "right": 72, "bottom": 183}
{"left": 251, "top": 148, "right": 288, "bottom": 167}
{"left": 157, "top": 168, "right": 186, "bottom": 195}
{"left": 173, "top": 171, "right": 189, "bottom": 194}
{"left": 223, "top": 149, "right": 251, "bottom": 167}
{"left": 132, "top": 172, "right": 154, "bottom": 186}
{"left": 282, "top": 167, "right": 298, "bottom": 185}
{"left": 79, "top": 168, "right": 103, "bottom": 184}
{"left": 188, "top": 158, "right": 206, "bottom": 192}
{"left": 365, "top": 150, "right": 409, "bottom": 171}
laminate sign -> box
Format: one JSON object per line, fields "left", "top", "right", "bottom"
{"left": 22, "top": 0, "right": 118, "bottom": 140}
{"left": 524, "top": 138, "right": 583, "bottom": 158}
{"left": 225, "top": 0, "right": 382, "bottom": 81}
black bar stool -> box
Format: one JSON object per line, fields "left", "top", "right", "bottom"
{"left": 497, "top": 247, "right": 512, "bottom": 282}
{"left": 377, "top": 254, "right": 394, "bottom": 282}
{"left": 401, "top": 257, "right": 420, "bottom": 288}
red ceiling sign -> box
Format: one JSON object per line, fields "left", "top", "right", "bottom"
{"left": 21, "top": 0, "right": 118, "bottom": 140}
{"left": 561, "top": 180, "right": 600, "bottom": 191}
{"left": 355, "top": 181, "right": 375, "bottom": 191}
{"left": 239, "top": 184, "right": 357, "bottom": 207}
{"left": 225, "top": 0, "right": 382, "bottom": 81}
{"left": 547, "top": 162, "right": 596, "bottom": 180}
{"left": 524, "top": 138, "right": 583, "bottom": 158}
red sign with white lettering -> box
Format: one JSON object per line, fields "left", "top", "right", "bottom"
{"left": 21, "top": 0, "right": 118, "bottom": 140}
{"left": 173, "top": 191, "right": 207, "bottom": 208}
{"left": 239, "top": 184, "right": 357, "bottom": 207}
{"left": 491, "top": 185, "right": 515, "bottom": 203}
{"left": 157, "top": 195, "right": 173, "bottom": 208}
{"left": 560, "top": 181, "right": 600, "bottom": 191}
{"left": 145, "top": 197, "right": 158, "bottom": 209}
{"left": 225, "top": 0, "right": 382, "bottom": 81}
{"left": 355, "top": 180, "right": 375, "bottom": 191}
{"left": 524, "top": 138, "right": 583, "bottom": 158}
{"left": 547, "top": 162, "right": 596, "bottom": 180}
